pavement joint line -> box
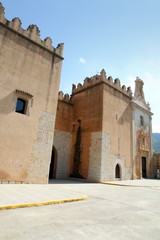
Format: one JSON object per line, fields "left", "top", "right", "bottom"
{"left": 100, "top": 182, "right": 160, "bottom": 187}
{"left": 0, "top": 196, "right": 89, "bottom": 210}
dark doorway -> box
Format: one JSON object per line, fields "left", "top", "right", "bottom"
{"left": 142, "top": 157, "right": 146, "bottom": 178}
{"left": 115, "top": 164, "right": 121, "bottom": 178}
{"left": 49, "top": 147, "right": 57, "bottom": 179}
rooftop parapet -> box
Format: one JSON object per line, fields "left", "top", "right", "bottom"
{"left": 72, "top": 69, "right": 132, "bottom": 98}
{"left": 0, "top": 2, "right": 64, "bottom": 57}
{"left": 58, "top": 91, "right": 72, "bottom": 103}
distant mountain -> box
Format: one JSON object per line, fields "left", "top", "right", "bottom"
{"left": 152, "top": 133, "right": 160, "bottom": 153}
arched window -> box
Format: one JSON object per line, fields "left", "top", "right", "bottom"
{"left": 140, "top": 115, "right": 144, "bottom": 126}
{"left": 16, "top": 98, "right": 26, "bottom": 114}
{"left": 115, "top": 164, "right": 121, "bottom": 178}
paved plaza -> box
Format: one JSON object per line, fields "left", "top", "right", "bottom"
{"left": 0, "top": 179, "right": 160, "bottom": 240}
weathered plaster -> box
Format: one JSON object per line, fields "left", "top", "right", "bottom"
{"left": 53, "top": 130, "right": 71, "bottom": 179}
{"left": 88, "top": 132, "right": 132, "bottom": 182}
{"left": 27, "top": 112, "right": 55, "bottom": 183}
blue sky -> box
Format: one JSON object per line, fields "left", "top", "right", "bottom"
{"left": 1, "top": 0, "right": 160, "bottom": 132}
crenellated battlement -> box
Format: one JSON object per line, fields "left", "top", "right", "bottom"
{"left": 0, "top": 2, "right": 64, "bottom": 57}
{"left": 72, "top": 69, "right": 132, "bottom": 97}
{"left": 58, "top": 91, "right": 72, "bottom": 103}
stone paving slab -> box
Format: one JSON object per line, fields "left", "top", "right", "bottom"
{"left": 0, "top": 179, "right": 159, "bottom": 210}
{"left": 0, "top": 184, "right": 88, "bottom": 210}
{"left": 1, "top": 179, "right": 160, "bottom": 240}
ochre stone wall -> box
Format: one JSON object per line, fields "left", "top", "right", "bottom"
{"left": 55, "top": 100, "right": 73, "bottom": 132}
{"left": 70, "top": 85, "right": 103, "bottom": 179}
{"left": 0, "top": 3, "right": 153, "bottom": 183}
{"left": 55, "top": 72, "right": 153, "bottom": 182}
{"left": 55, "top": 78, "right": 133, "bottom": 181}
{"left": 53, "top": 129, "right": 71, "bottom": 179}
{"left": 88, "top": 82, "right": 132, "bottom": 182}
{"left": 0, "top": 5, "right": 63, "bottom": 183}
{"left": 103, "top": 83, "right": 132, "bottom": 169}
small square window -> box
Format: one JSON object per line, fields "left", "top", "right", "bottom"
{"left": 16, "top": 98, "right": 27, "bottom": 114}
{"left": 15, "top": 89, "right": 33, "bottom": 116}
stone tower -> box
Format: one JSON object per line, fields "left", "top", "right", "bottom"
{"left": 54, "top": 69, "right": 134, "bottom": 182}
{"left": 0, "top": 3, "right": 64, "bottom": 183}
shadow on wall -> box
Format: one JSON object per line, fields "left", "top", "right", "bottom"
{"left": 0, "top": 92, "right": 15, "bottom": 114}
{"left": 118, "top": 105, "right": 131, "bottom": 125}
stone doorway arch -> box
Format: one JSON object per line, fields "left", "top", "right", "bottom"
{"left": 49, "top": 146, "right": 57, "bottom": 179}
{"left": 115, "top": 164, "right": 121, "bottom": 179}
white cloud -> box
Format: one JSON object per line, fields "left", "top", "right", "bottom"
{"left": 79, "top": 58, "right": 86, "bottom": 64}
